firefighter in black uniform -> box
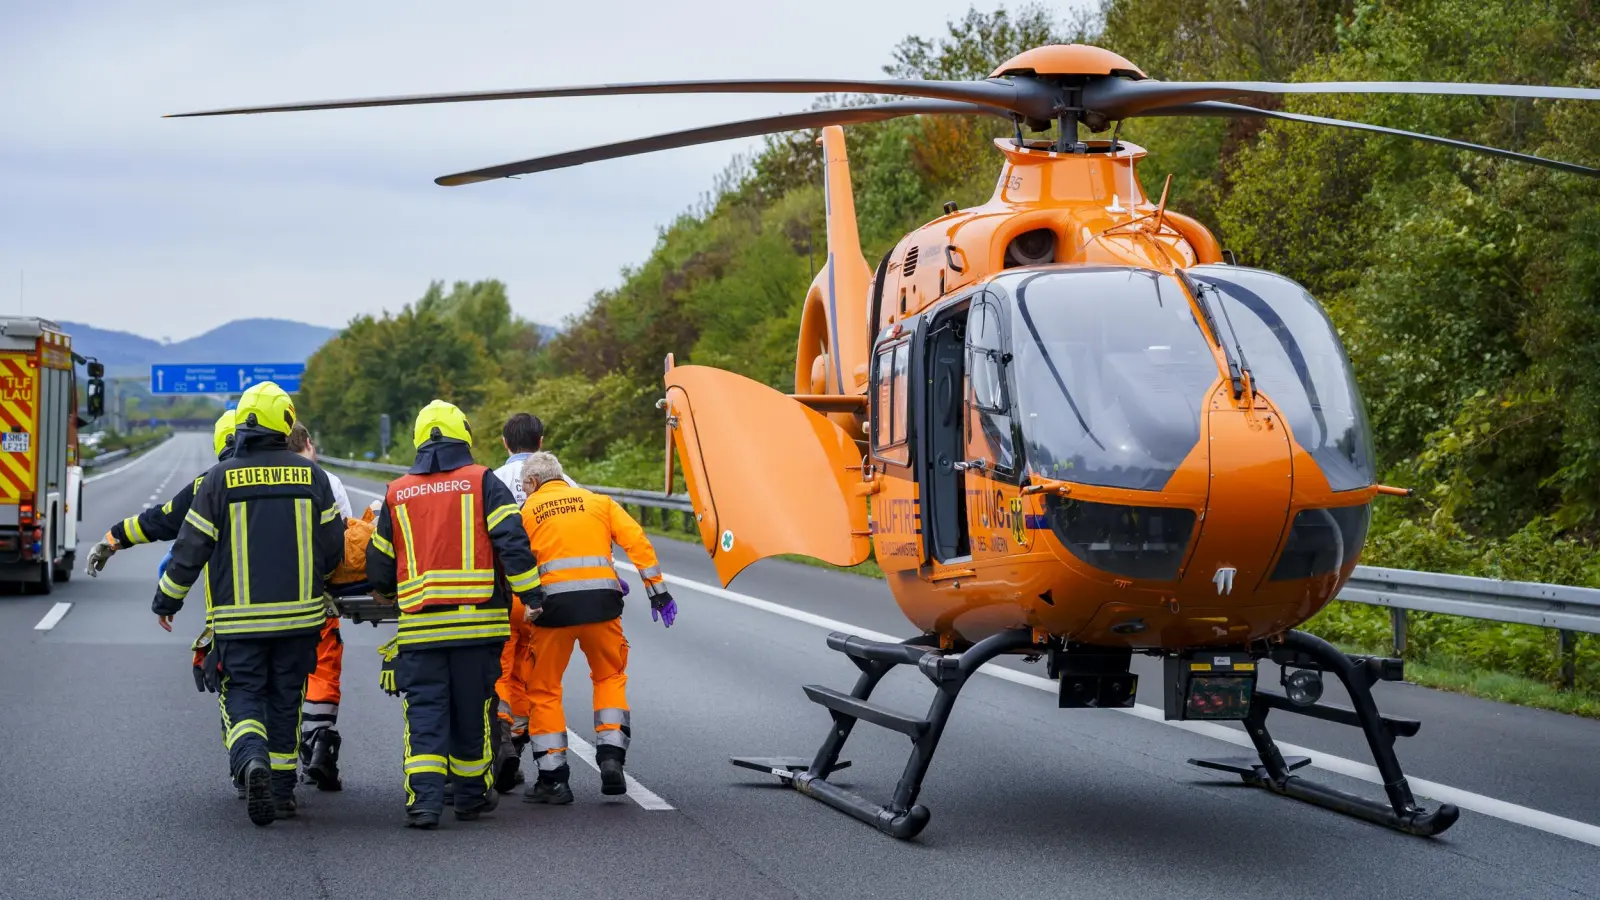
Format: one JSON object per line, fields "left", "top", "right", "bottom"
{"left": 84, "top": 410, "right": 237, "bottom": 575}
{"left": 155, "top": 382, "right": 346, "bottom": 826}
{"left": 367, "top": 399, "right": 541, "bottom": 829}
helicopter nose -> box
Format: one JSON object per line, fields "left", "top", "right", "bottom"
{"left": 1179, "top": 405, "right": 1293, "bottom": 603}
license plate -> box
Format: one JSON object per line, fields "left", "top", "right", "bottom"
{"left": 1, "top": 432, "right": 29, "bottom": 453}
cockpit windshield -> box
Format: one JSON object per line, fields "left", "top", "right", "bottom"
{"left": 1187, "top": 266, "right": 1375, "bottom": 491}
{"left": 1006, "top": 268, "right": 1219, "bottom": 491}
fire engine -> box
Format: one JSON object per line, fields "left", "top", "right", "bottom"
{"left": 0, "top": 317, "right": 105, "bottom": 593}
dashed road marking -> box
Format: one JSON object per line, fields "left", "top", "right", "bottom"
{"left": 33, "top": 602, "right": 72, "bottom": 631}
{"left": 564, "top": 732, "right": 674, "bottom": 810}
{"left": 618, "top": 563, "right": 1600, "bottom": 849}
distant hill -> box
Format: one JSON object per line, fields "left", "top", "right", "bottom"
{"left": 60, "top": 318, "right": 339, "bottom": 379}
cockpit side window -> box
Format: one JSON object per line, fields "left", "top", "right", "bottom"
{"left": 871, "top": 338, "right": 911, "bottom": 466}
{"left": 966, "top": 296, "right": 1017, "bottom": 477}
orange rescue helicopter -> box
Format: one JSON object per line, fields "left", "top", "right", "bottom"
{"left": 171, "top": 44, "right": 1600, "bottom": 840}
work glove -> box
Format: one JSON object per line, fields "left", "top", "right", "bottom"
{"left": 521, "top": 586, "right": 546, "bottom": 625}
{"left": 85, "top": 535, "right": 116, "bottom": 577}
{"left": 619, "top": 579, "right": 630, "bottom": 597}
{"left": 377, "top": 637, "right": 400, "bottom": 697}
{"left": 157, "top": 548, "right": 172, "bottom": 579}
{"left": 650, "top": 591, "right": 677, "bottom": 628}
{"left": 190, "top": 628, "right": 221, "bottom": 693}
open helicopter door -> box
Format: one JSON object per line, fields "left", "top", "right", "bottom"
{"left": 663, "top": 364, "right": 871, "bottom": 585}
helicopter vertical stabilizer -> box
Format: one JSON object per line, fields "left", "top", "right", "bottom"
{"left": 796, "top": 126, "right": 874, "bottom": 409}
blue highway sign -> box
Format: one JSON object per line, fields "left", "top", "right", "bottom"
{"left": 149, "top": 363, "right": 305, "bottom": 395}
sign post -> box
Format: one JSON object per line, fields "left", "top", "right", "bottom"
{"left": 149, "top": 363, "right": 305, "bottom": 395}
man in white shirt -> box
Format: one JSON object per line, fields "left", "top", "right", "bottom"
{"left": 286, "top": 421, "right": 352, "bottom": 790}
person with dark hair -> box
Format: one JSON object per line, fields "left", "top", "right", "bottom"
{"left": 488, "top": 411, "right": 571, "bottom": 790}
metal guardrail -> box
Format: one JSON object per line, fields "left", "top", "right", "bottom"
{"left": 81, "top": 433, "right": 173, "bottom": 469}
{"left": 321, "top": 454, "right": 1594, "bottom": 684}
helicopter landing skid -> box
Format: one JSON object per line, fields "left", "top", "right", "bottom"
{"left": 1189, "top": 629, "right": 1460, "bottom": 837}
{"left": 731, "top": 628, "right": 1043, "bottom": 840}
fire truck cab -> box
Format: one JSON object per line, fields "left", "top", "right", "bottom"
{"left": 0, "top": 317, "right": 95, "bottom": 594}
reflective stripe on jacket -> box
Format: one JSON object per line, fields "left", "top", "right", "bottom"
{"left": 520, "top": 480, "right": 664, "bottom": 628}
{"left": 154, "top": 428, "right": 346, "bottom": 639}
{"left": 367, "top": 439, "right": 541, "bottom": 650}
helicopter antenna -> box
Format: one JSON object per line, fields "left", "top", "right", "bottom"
{"left": 1012, "top": 115, "right": 1025, "bottom": 147}
{"left": 1149, "top": 174, "right": 1172, "bottom": 233}
{"left": 1109, "top": 120, "right": 1121, "bottom": 153}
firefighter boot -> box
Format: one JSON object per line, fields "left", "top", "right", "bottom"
{"left": 597, "top": 745, "right": 627, "bottom": 796}
{"left": 241, "top": 758, "right": 274, "bottom": 827}
{"left": 493, "top": 733, "right": 521, "bottom": 794}
{"left": 455, "top": 788, "right": 499, "bottom": 822}
{"left": 405, "top": 808, "right": 441, "bottom": 830}
{"left": 305, "top": 727, "right": 342, "bottom": 792}
{"left": 523, "top": 765, "right": 574, "bottom": 805}
{"left": 275, "top": 797, "right": 298, "bottom": 820}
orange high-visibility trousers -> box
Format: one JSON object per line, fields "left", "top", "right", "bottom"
{"left": 526, "top": 618, "right": 629, "bottom": 772}
{"left": 496, "top": 594, "right": 536, "bottom": 738}
{"left": 302, "top": 617, "right": 343, "bottom": 739}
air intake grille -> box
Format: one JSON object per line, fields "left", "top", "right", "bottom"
{"left": 903, "top": 246, "right": 919, "bottom": 277}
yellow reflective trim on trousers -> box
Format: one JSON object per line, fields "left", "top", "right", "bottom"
{"left": 185, "top": 508, "right": 218, "bottom": 541}
{"left": 395, "top": 504, "right": 419, "bottom": 580}
{"left": 449, "top": 755, "right": 490, "bottom": 777}
{"left": 294, "top": 498, "right": 313, "bottom": 602}
{"left": 270, "top": 752, "right": 297, "bottom": 771}
{"left": 370, "top": 532, "right": 395, "bottom": 557}
{"left": 159, "top": 572, "right": 190, "bottom": 600}
{"left": 460, "top": 492, "right": 474, "bottom": 571}
{"left": 226, "top": 719, "right": 267, "bottom": 748}
{"left": 486, "top": 502, "right": 519, "bottom": 531}
{"left": 402, "top": 697, "right": 418, "bottom": 807}
{"left": 123, "top": 516, "right": 148, "bottom": 545}
{"left": 229, "top": 501, "right": 250, "bottom": 605}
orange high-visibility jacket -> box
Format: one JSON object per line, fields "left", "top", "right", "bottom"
{"left": 520, "top": 480, "right": 665, "bottom": 628}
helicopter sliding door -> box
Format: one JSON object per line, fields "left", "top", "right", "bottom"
{"left": 918, "top": 296, "right": 973, "bottom": 562}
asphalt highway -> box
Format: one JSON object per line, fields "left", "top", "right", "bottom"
{"left": 3, "top": 432, "right": 1597, "bottom": 899}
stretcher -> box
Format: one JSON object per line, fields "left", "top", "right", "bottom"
{"left": 328, "top": 581, "right": 398, "bottom": 625}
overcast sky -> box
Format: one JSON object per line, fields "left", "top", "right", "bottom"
{"left": 1, "top": 0, "right": 1072, "bottom": 341}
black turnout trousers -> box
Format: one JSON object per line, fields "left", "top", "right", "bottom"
{"left": 218, "top": 634, "right": 319, "bottom": 799}
{"left": 397, "top": 643, "right": 504, "bottom": 812}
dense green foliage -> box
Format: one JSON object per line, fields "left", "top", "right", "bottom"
{"left": 301, "top": 2, "right": 1600, "bottom": 692}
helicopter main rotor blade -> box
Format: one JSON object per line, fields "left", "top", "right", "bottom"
{"left": 165, "top": 78, "right": 1032, "bottom": 119}
{"left": 433, "top": 100, "right": 1011, "bottom": 185}
{"left": 1142, "top": 101, "right": 1600, "bottom": 177}
{"left": 1093, "top": 79, "right": 1600, "bottom": 120}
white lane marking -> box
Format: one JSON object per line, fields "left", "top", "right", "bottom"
{"left": 619, "top": 563, "right": 1600, "bottom": 849}
{"left": 82, "top": 439, "right": 171, "bottom": 484}
{"left": 33, "top": 602, "right": 72, "bottom": 631}
{"left": 564, "top": 732, "right": 675, "bottom": 810}
{"left": 345, "top": 484, "right": 384, "bottom": 500}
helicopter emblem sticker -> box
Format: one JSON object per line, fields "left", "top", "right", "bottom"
{"left": 720, "top": 530, "right": 735, "bottom": 553}
{"left": 1009, "top": 497, "right": 1028, "bottom": 548}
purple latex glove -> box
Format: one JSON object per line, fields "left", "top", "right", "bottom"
{"left": 619, "top": 579, "right": 630, "bottom": 597}
{"left": 650, "top": 592, "right": 677, "bottom": 628}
